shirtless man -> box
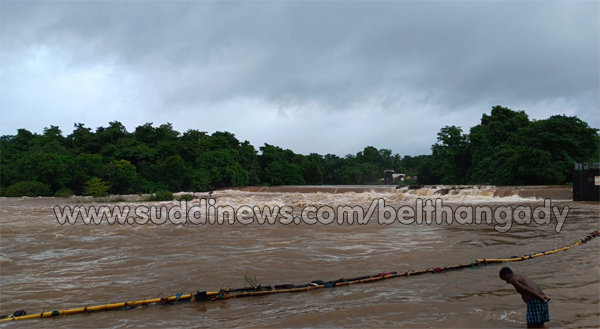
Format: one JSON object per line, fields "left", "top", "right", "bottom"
{"left": 499, "top": 267, "right": 551, "bottom": 328}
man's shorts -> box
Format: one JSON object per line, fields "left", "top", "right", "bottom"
{"left": 526, "top": 299, "right": 550, "bottom": 324}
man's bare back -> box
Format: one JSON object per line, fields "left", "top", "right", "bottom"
{"left": 508, "top": 274, "right": 549, "bottom": 303}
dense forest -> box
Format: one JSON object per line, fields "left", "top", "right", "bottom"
{"left": 1, "top": 106, "right": 598, "bottom": 197}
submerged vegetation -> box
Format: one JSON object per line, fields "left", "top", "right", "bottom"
{"left": 145, "top": 190, "right": 174, "bottom": 202}
{"left": 1, "top": 106, "right": 598, "bottom": 197}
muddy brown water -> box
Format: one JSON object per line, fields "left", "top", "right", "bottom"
{"left": 0, "top": 186, "right": 598, "bottom": 328}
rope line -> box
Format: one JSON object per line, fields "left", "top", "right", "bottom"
{"left": 2, "top": 229, "right": 598, "bottom": 322}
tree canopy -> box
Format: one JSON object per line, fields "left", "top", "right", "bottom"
{"left": 1, "top": 106, "right": 598, "bottom": 196}
{"left": 420, "top": 106, "right": 599, "bottom": 185}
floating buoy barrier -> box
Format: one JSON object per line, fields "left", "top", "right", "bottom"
{"left": 2, "top": 229, "right": 598, "bottom": 322}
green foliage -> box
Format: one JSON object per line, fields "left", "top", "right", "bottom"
{"left": 72, "top": 153, "right": 103, "bottom": 194}
{"left": 189, "top": 168, "right": 212, "bottom": 192}
{"left": 263, "top": 161, "right": 305, "bottom": 185}
{"left": 177, "top": 194, "right": 196, "bottom": 201}
{"left": 160, "top": 155, "right": 188, "bottom": 191}
{"left": 0, "top": 112, "right": 596, "bottom": 193}
{"left": 84, "top": 177, "right": 111, "bottom": 197}
{"left": 106, "top": 159, "right": 140, "bottom": 194}
{"left": 2, "top": 181, "right": 51, "bottom": 197}
{"left": 16, "top": 149, "right": 74, "bottom": 191}
{"left": 54, "top": 187, "right": 74, "bottom": 198}
{"left": 427, "top": 106, "right": 599, "bottom": 185}
{"left": 302, "top": 154, "right": 324, "bottom": 185}
{"left": 146, "top": 190, "right": 174, "bottom": 201}
{"left": 429, "top": 125, "right": 470, "bottom": 184}
{"left": 198, "top": 148, "right": 251, "bottom": 188}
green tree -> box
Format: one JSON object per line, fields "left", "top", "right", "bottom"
{"left": 302, "top": 154, "right": 324, "bottom": 185}
{"left": 72, "top": 153, "right": 104, "bottom": 194}
{"left": 67, "top": 123, "right": 100, "bottom": 154}
{"left": 159, "top": 155, "right": 189, "bottom": 191}
{"left": 105, "top": 160, "right": 139, "bottom": 194}
{"left": 430, "top": 125, "right": 469, "bottom": 184}
{"left": 16, "top": 150, "right": 73, "bottom": 192}
{"left": 3, "top": 181, "right": 52, "bottom": 197}
{"left": 84, "top": 177, "right": 111, "bottom": 197}
{"left": 467, "top": 106, "right": 530, "bottom": 184}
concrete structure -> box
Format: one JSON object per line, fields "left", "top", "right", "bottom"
{"left": 383, "top": 170, "right": 395, "bottom": 185}
{"left": 573, "top": 162, "right": 600, "bottom": 201}
{"left": 383, "top": 170, "right": 406, "bottom": 185}
{"left": 393, "top": 173, "right": 405, "bottom": 181}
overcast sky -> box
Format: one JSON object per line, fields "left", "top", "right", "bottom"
{"left": 1, "top": 1, "right": 598, "bottom": 156}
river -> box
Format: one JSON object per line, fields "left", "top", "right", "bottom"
{"left": 1, "top": 186, "right": 598, "bottom": 328}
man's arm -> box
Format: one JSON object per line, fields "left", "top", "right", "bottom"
{"left": 510, "top": 279, "right": 551, "bottom": 301}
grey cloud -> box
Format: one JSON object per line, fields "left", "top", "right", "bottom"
{"left": 1, "top": 1, "right": 598, "bottom": 155}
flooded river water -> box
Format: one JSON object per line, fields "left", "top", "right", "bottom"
{"left": 1, "top": 186, "right": 598, "bottom": 328}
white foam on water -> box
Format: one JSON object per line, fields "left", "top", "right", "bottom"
{"left": 485, "top": 310, "right": 524, "bottom": 324}
{"left": 267, "top": 240, "right": 300, "bottom": 245}
{"left": 211, "top": 188, "right": 549, "bottom": 208}
{"left": 0, "top": 253, "right": 14, "bottom": 264}
{"left": 469, "top": 308, "right": 483, "bottom": 314}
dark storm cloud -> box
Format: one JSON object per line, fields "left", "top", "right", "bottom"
{"left": 1, "top": 1, "right": 598, "bottom": 155}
